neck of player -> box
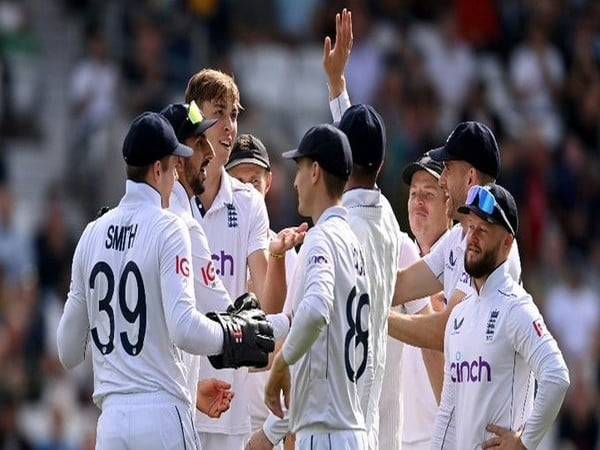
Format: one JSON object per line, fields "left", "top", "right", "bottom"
{"left": 312, "top": 196, "right": 342, "bottom": 224}
{"left": 198, "top": 167, "right": 223, "bottom": 211}
{"left": 344, "top": 178, "right": 376, "bottom": 191}
{"left": 416, "top": 225, "right": 448, "bottom": 255}
{"left": 179, "top": 178, "right": 194, "bottom": 200}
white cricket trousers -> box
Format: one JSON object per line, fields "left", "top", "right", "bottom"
{"left": 296, "top": 430, "right": 368, "bottom": 450}
{"left": 96, "top": 392, "right": 199, "bottom": 450}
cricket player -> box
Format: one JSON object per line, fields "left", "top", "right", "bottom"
{"left": 56, "top": 112, "right": 275, "bottom": 449}
{"left": 322, "top": 11, "right": 437, "bottom": 449}
{"left": 225, "top": 134, "right": 300, "bottom": 444}
{"left": 432, "top": 184, "right": 570, "bottom": 449}
{"left": 265, "top": 124, "right": 370, "bottom": 450}
{"left": 184, "top": 69, "right": 286, "bottom": 449}
{"left": 386, "top": 121, "right": 522, "bottom": 352}
{"left": 400, "top": 153, "right": 451, "bottom": 450}
{"left": 161, "top": 104, "right": 302, "bottom": 429}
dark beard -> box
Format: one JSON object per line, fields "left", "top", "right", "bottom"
{"left": 185, "top": 164, "right": 205, "bottom": 196}
{"left": 464, "top": 247, "right": 497, "bottom": 279}
{"left": 190, "top": 177, "right": 205, "bottom": 196}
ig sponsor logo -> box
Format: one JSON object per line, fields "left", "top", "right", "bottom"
{"left": 200, "top": 261, "right": 216, "bottom": 286}
{"left": 175, "top": 255, "right": 189, "bottom": 277}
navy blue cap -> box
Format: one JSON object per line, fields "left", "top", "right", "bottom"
{"left": 458, "top": 184, "right": 518, "bottom": 235}
{"left": 338, "top": 104, "right": 386, "bottom": 168}
{"left": 282, "top": 124, "right": 352, "bottom": 180}
{"left": 401, "top": 150, "right": 444, "bottom": 185}
{"left": 123, "top": 112, "right": 193, "bottom": 166}
{"left": 160, "top": 102, "right": 218, "bottom": 143}
{"left": 430, "top": 122, "right": 500, "bottom": 179}
{"left": 226, "top": 134, "right": 271, "bottom": 171}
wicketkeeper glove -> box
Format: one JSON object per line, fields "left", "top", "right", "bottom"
{"left": 206, "top": 307, "right": 275, "bottom": 369}
{"left": 227, "top": 292, "right": 261, "bottom": 314}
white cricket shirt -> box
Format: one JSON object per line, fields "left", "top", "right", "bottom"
{"left": 432, "top": 261, "right": 570, "bottom": 449}
{"left": 57, "top": 181, "right": 224, "bottom": 408}
{"left": 343, "top": 188, "right": 429, "bottom": 450}
{"left": 247, "top": 229, "right": 298, "bottom": 432}
{"left": 169, "top": 181, "right": 233, "bottom": 407}
{"left": 400, "top": 233, "right": 450, "bottom": 449}
{"left": 283, "top": 206, "right": 371, "bottom": 438}
{"left": 191, "top": 170, "right": 270, "bottom": 435}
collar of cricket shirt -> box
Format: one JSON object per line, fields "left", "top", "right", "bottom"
{"left": 170, "top": 181, "right": 192, "bottom": 216}
{"left": 208, "top": 168, "right": 235, "bottom": 214}
{"left": 317, "top": 205, "right": 348, "bottom": 225}
{"left": 342, "top": 187, "right": 382, "bottom": 209}
{"left": 476, "top": 259, "right": 512, "bottom": 299}
{"left": 120, "top": 180, "right": 162, "bottom": 208}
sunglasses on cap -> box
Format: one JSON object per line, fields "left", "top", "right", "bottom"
{"left": 176, "top": 100, "right": 205, "bottom": 138}
{"left": 465, "top": 185, "right": 515, "bottom": 235}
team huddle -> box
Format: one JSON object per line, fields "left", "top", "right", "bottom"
{"left": 56, "top": 9, "right": 570, "bottom": 450}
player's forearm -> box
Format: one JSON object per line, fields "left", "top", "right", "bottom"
{"left": 282, "top": 300, "right": 326, "bottom": 365}
{"left": 521, "top": 346, "right": 570, "bottom": 449}
{"left": 430, "top": 363, "right": 457, "bottom": 449}
{"left": 391, "top": 260, "right": 443, "bottom": 306}
{"left": 57, "top": 294, "right": 89, "bottom": 369}
{"left": 261, "top": 255, "right": 287, "bottom": 314}
{"left": 388, "top": 310, "right": 447, "bottom": 351}
{"left": 248, "top": 250, "right": 269, "bottom": 302}
{"left": 329, "top": 89, "right": 351, "bottom": 122}
{"left": 171, "top": 307, "right": 224, "bottom": 356}
{"left": 421, "top": 347, "right": 444, "bottom": 404}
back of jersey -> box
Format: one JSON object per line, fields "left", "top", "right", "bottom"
{"left": 345, "top": 191, "right": 399, "bottom": 447}
{"left": 77, "top": 189, "right": 192, "bottom": 407}
{"left": 290, "top": 209, "right": 371, "bottom": 434}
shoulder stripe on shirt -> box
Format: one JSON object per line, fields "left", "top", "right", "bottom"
{"left": 440, "top": 406, "right": 455, "bottom": 449}
{"left": 520, "top": 376, "right": 534, "bottom": 425}
{"left": 174, "top": 406, "right": 187, "bottom": 450}
{"left": 509, "top": 351, "right": 517, "bottom": 425}
{"left": 326, "top": 324, "right": 329, "bottom": 379}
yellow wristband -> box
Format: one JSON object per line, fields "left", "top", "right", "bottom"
{"left": 269, "top": 251, "right": 285, "bottom": 259}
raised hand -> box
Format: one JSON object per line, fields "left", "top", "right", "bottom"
{"left": 323, "top": 8, "right": 353, "bottom": 98}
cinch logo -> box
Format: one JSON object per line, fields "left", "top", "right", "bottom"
{"left": 211, "top": 250, "right": 235, "bottom": 276}
{"left": 450, "top": 354, "right": 492, "bottom": 383}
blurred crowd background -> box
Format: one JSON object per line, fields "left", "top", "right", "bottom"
{"left": 0, "top": 0, "right": 599, "bottom": 448}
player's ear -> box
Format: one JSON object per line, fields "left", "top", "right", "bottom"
{"left": 502, "top": 232, "right": 514, "bottom": 253}
{"left": 466, "top": 166, "right": 476, "bottom": 187}
{"left": 174, "top": 156, "right": 184, "bottom": 173}
{"left": 311, "top": 161, "right": 320, "bottom": 185}
{"left": 265, "top": 171, "right": 272, "bottom": 194}
{"left": 150, "top": 160, "right": 162, "bottom": 182}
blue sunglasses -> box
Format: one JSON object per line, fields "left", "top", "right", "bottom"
{"left": 465, "top": 186, "right": 515, "bottom": 235}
